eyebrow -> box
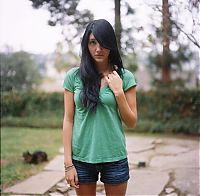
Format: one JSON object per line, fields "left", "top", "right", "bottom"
{"left": 89, "top": 38, "right": 96, "bottom": 41}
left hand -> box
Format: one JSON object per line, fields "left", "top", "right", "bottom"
{"left": 105, "top": 71, "right": 123, "bottom": 96}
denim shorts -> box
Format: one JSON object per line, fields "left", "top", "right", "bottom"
{"left": 72, "top": 158, "right": 130, "bottom": 184}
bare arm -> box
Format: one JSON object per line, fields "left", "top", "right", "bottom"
{"left": 63, "top": 89, "right": 74, "bottom": 165}
{"left": 62, "top": 89, "right": 79, "bottom": 188}
{"left": 115, "top": 87, "right": 137, "bottom": 128}
{"left": 105, "top": 71, "right": 137, "bottom": 128}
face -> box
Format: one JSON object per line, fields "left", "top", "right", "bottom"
{"left": 88, "top": 33, "right": 110, "bottom": 64}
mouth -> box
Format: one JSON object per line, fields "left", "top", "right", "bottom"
{"left": 95, "top": 55, "right": 104, "bottom": 57}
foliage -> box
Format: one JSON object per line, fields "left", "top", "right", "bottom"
{"left": 122, "top": 52, "right": 138, "bottom": 72}
{"left": 135, "top": 90, "right": 199, "bottom": 134}
{"left": 29, "top": 0, "right": 93, "bottom": 44}
{"left": 53, "top": 42, "right": 79, "bottom": 72}
{"left": 1, "top": 127, "right": 62, "bottom": 189}
{"left": 1, "top": 90, "right": 63, "bottom": 117}
{"left": 0, "top": 51, "right": 42, "bottom": 92}
{"left": 147, "top": 5, "right": 196, "bottom": 86}
{"left": 1, "top": 90, "right": 199, "bottom": 134}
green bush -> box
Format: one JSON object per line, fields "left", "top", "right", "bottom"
{"left": 1, "top": 89, "right": 199, "bottom": 134}
{"left": 1, "top": 91, "right": 63, "bottom": 117}
{"left": 137, "top": 90, "right": 199, "bottom": 121}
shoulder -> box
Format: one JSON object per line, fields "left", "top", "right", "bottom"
{"left": 65, "top": 67, "right": 79, "bottom": 77}
{"left": 64, "top": 67, "right": 80, "bottom": 81}
{"left": 121, "top": 68, "right": 137, "bottom": 91}
{"left": 63, "top": 67, "right": 80, "bottom": 91}
{"left": 121, "top": 68, "right": 135, "bottom": 79}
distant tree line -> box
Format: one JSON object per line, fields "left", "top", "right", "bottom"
{"left": 0, "top": 51, "right": 42, "bottom": 92}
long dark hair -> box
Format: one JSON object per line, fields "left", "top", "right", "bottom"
{"left": 79, "top": 19, "right": 124, "bottom": 111}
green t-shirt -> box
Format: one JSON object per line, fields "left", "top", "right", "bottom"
{"left": 63, "top": 67, "right": 137, "bottom": 163}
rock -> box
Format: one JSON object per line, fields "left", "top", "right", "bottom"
{"left": 137, "top": 161, "right": 146, "bottom": 168}
{"left": 165, "top": 193, "right": 178, "bottom": 196}
{"left": 96, "top": 181, "right": 104, "bottom": 192}
{"left": 165, "top": 187, "right": 175, "bottom": 194}
{"left": 152, "top": 139, "right": 163, "bottom": 144}
{"left": 57, "top": 181, "right": 68, "bottom": 188}
{"left": 173, "top": 168, "right": 199, "bottom": 195}
{"left": 49, "top": 191, "right": 64, "bottom": 196}
{"left": 57, "top": 186, "right": 70, "bottom": 193}
{"left": 68, "top": 188, "right": 76, "bottom": 196}
{"left": 126, "top": 170, "right": 169, "bottom": 195}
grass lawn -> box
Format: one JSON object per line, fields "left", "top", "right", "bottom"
{"left": 1, "top": 127, "right": 62, "bottom": 190}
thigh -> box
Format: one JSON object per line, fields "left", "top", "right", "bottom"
{"left": 104, "top": 182, "right": 128, "bottom": 196}
{"left": 75, "top": 183, "right": 97, "bottom": 196}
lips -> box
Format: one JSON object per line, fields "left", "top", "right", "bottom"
{"left": 95, "top": 55, "right": 104, "bottom": 57}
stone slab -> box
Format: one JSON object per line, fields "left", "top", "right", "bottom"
{"left": 126, "top": 170, "right": 169, "bottom": 195}
{"left": 59, "top": 147, "right": 64, "bottom": 154}
{"left": 3, "top": 171, "right": 64, "bottom": 195}
{"left": 150, "top": 149, "right": 199, "bottom": 169}
{"left": 126, "top": 136, "right": 155, "bottom": 153}
{"left": 155, "top": 145, "right": 190, "bottom": 155}
{"left": 128, "top": 150, "right": 155, "bottom": 166}
{"left": 44, "top": 155, "right": 64, "bottom": 171}
{"left": 173, "top": 168, "right": 199, "bottom": 195}
{"left": 49, "top": 191, "right": 63, "bottom": 196}
{"left": 68, "top": 188, "right": 77, "bottom": 196}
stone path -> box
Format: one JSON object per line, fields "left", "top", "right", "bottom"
{"left": 2, "top": 134, "right": 199, "bottom": 196}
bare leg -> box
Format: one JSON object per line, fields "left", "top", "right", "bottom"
{"left": 104, "top": 182, "right": 128, "bottom": 196}
{"left": 75, "top": 183, "right": 97, "bottom": 196}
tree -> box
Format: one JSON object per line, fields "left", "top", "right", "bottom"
{"left": 54, "top": 42, "right": 67, "bottom": 72}
{"left": 115, "top": 0, "right": 122, "bottom": 52}
{"left": 145, "top": 0, "right": 199, "bottom": 87}
{"left": 114, "top": 0, "right": 138, "bottom": 72}
{"left": 29, "top": 0, "right": 93, "bottom": 44}
{"left": 161, "top": 0, "right": 171, "bottom": 83}
{"left": 0, "top": 51, "right": 42, "bottom": 91}
{"left": 53, "top": 42, "right": 79, "bottom": 72}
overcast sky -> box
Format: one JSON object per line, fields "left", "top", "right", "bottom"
{"left": 0, "top": 0, "right": 197, "bottom": 54}
{"left": 0, "top": 0, "right": 157, "bottom": 54}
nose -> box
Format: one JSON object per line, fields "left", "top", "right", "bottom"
{"left": 96, "top": 43, "right": 102, "bottom": 52}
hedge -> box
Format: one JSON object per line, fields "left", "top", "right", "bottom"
{"left": 1, "top": 90, "right": 199, "bottom": 134}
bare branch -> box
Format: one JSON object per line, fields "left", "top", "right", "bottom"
{"left": 171, "top": 20, "right": 200, "bottom": 48}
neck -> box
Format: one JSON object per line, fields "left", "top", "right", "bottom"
{"left": 95, "top": 61, "right": 111, "bottom": 75}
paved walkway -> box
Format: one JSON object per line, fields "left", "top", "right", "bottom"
{"left": 3, "top": 134, "right": 200, "bottom": 196}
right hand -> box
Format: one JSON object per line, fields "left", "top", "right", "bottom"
{"left": 65, "top": 167, "right": 79, "bottom": 188}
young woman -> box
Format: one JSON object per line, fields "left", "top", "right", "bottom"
{"left": 62, "top": 19, "right": 137, "bottom": 196}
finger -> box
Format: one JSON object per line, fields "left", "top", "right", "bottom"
{"left": 113, "top": 71, "right": 120, "bottom": 77}
{"left": 75, "top": 174, "right": 79, "bottom": 185}
{"left": 65, "top": 176, "right": 69, "bottom": 183}
{"left": 108, "top": 73, "right": 114, "bottom": 79}
{"left": 105, "top": 76, "right": 110, "bottom": 82}
{"left": 71, "top": 179, "right": 79, "bottom": 189}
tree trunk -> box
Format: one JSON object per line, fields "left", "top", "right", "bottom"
{"left": 162, "top": 0, "right": 171, "bottom": 83}
{"left": 115, "top": 0, "right": 122, "bottom": 53}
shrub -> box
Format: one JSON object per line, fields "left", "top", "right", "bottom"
{"left": 1, "top": 89, "right": 199, "bottom": 134}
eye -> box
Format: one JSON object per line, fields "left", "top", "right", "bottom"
{"left": 89, "top": 40, "right": 97, "bottom": 45}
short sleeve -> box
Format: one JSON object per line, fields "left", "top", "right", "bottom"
{"left": 122, "top": 69, "right": 137, "bottom": 91}
{"left": 63, "top": 67, "right": 79, "bottom": 92}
